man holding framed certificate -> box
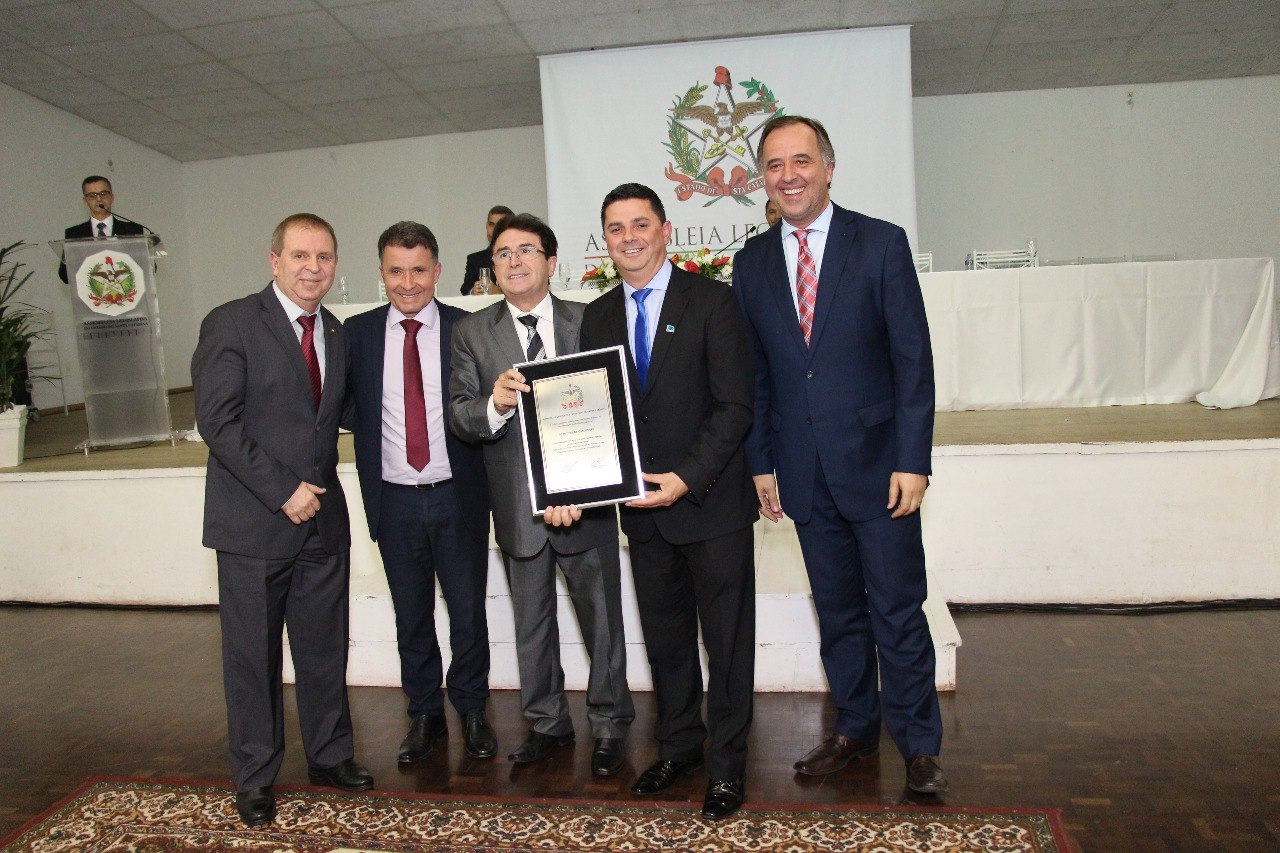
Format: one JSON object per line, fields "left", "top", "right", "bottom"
{"left": 546, "top": 184, "right": 758, "bottom": 820}
{"left": 447, "top": 214, "right": 634, "bottom": 778}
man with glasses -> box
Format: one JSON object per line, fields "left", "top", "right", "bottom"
{"left": 58, "top": 176, "right": 148, "bottom": 284}
{"left": 343, "top": 221, "right": 497, "bottom": 766}
{"left": 449, "top": 213, "right": 633, "bottom": 777}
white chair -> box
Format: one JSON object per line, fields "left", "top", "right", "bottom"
{"left": 968, "top": 249, "right": 1038, "bottom": 270}
{"left": 913, "top": 252, "right": 933, "bottom": 273}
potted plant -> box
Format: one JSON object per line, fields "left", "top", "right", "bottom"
{"left": 0, "top": 240, "right": 44, "bottom": 467}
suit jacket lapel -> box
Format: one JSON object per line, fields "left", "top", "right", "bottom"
{"left": 808, "top": 206, "right": 856, "bottom": 355}
{"left": 550, "top": 294, "right": 580, "bottom": 359}
{"left": 644, "top": 267, "right": 690, "bottom": 396}
{"left": 258, "top": 286, "right": 316, "bottom": 409}
{"left": 488, "top": 300, "right": 528, "bottom": 367}
{"left": 764, "top": 231, "right": 808, "bottom": 354}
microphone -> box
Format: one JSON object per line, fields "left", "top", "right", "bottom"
{"left": 107, "top": 208, "right": 156, "bottom": 236}
{"left": 717, "top": 223, "right": 759, "bottom": 254}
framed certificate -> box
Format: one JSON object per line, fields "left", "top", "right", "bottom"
{"left": 515, "top": 345, "right": 644, "bottom": 514}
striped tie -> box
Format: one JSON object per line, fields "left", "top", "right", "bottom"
{"left": 795, "top": 229, "right": 818, "bottom": 346}
{"left": 518, "top": 314, "right": 544, "bottom": 361}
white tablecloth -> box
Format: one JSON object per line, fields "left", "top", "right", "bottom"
{"left": 922, "top": 258, "right": 1279, "bottom": 410}
{"left": 328, "top": 260, "right": 1280, "bottom": 411}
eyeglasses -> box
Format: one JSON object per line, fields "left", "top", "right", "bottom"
{"left": 83, "top": 191, "right": 113, "bottom": 200}
{"left": 492, "top": 245, "right": 545, "bottom": 264}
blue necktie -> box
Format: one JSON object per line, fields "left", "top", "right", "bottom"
{"left": 632, "top": 288, "right": 652, "bottom": 387}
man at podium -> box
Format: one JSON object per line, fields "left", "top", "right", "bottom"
{"left": 57, "top": 175, "right": 147, "bottom": 284}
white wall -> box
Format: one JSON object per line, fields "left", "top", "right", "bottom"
{"left": 913, "top": 76, "right": 1280, "bottom": 270}
{"left": 181, "top": 127, "right": 547, "bottom": 335}
{"left": 0, "top": 82, "right": 192, "bottom": 408}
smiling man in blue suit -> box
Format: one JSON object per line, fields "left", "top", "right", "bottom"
{"left": 344, "top": 221, "right": 496, "bottom": 765}
{"left": 732, "top": 115, "right": 947, "bottom": 795}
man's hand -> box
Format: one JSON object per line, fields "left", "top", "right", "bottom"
{"left": 887, "top": 472, "right": 928, "bottom": 518}
{"left": 282, "top": 481, "right": 326, "bottom": 524}
{"left": 543, "top": 505, "right": 582, "bottom": 527}
{"left": 626, "top": 472, "right": 689, "bottom": 509}
{"left": 753, "top": 473, "right": 783, "bottom": 522}
{"left": 492, "top": 368, "right": 528, "bottom": 415}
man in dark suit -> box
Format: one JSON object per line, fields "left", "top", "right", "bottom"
{"left": 58, "top": 175, "right": 147, "bottom": 284}
{"left": 343, "top": 221, "right": 497, "bottom": 764}
{"left": 546, "top": 184, "right": 757, "bottom": 820}
{"left": 192, "top": 213, "right": 373, "bottom": 829}
{"left": 448, "top": 213, "right": 633, "bottom": 776}
{"left": 732, "top": 116, "right": 946, "bottom": 794}
{"left": 460, "top": 205, "right": 513, "bottom": 295}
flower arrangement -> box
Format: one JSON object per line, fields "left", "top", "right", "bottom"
{"left": 670, "top": 247, "right": 733, "bottom": 282}
{"left": 580, "top": 259, "right": 620, "bottom": 290}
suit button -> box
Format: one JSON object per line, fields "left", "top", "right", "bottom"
{"left": 805, "top": 417, "right": 812, "bottom": 425}
{"left": 640, "top": 416, "right": 649, "bottom": 424}
{"left": 646, "top": 456, "right": 655, "bottom": 465}
{"left": 806, "top": 371, "right": 814, "bottom": 379}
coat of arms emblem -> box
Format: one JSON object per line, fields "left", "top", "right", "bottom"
{"left": 664, "top": 66, "right": 782, "bottom": 207}
{"left": 75, "top": 250, "right": 146, "bottom": 316}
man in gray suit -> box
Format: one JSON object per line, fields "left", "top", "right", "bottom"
{"left": 193, "top": 213, "right": 372, "bottom": 829}
{"left": 449, "top": 213, "right": 633, "bottom": 776}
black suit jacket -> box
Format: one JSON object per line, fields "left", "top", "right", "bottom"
{"left": 342, "top": 301, "right": 490, "bottom": 542}
{"left": 58, "top": 219, "right": 147, "bottom": 284}
{"left": 580, "top": 264, "right": 757, "bottom": 545}
{"left": 460, "top": 247, "right": 494, "bottom": 296}
{"left": 192, "top": 285, "right": 351, "bottom": 559}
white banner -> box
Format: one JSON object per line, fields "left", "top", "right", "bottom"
{"left": 540, "top": 27, "right": 917, "bottom": 276}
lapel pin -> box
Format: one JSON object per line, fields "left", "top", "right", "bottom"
{"left": 665, "top": 324, "right": 675, "bottom": 333}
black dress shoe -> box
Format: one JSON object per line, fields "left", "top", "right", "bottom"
{"left": 462, "top": 710, "right": 498, "bottom": 759}
{"left": 399, "top": 713, "right": 448, "bottom": 763}
{"left": 906, "top": 755, "right": 949, "bottom": 794}
{"left": 234, "top": 786, "right": 274, "bottom": 828}
{"left": 629, "top": 756, "right": 703, "bottom": 795}
{"left": 308, "top": 758, "right": 374, "bottom": 791}
{"left": 701, "top": 778, "right": 744, "bottom": 821}
{"left": 508, "top": 730, "right": 574, "bottom": 764}
{"left": 591, "top": 737, "right": 626, "bottom": 777}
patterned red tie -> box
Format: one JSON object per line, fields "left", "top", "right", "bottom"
{"left": 401, "top": 318, "right": 430, "bottom": 470}
{"left": 296, "top": 314, "right": 322, "bottom": 408}
{"left": 795, "top": 229, "right": 818, "bottom": 346}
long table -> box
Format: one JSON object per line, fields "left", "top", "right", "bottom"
{"left": 329, "top": 258, "right": 1280, "bottom": 411}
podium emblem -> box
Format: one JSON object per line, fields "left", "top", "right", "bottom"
{"left": 75, "top": 250, "right": 147, "bottom": 316}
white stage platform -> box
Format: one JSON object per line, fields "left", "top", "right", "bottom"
{"left": 5, "top": 433, "right": 1279, "bottom": 694}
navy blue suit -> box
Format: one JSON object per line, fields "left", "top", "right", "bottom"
{"left": 344, "top": 301, "right": 492, "bottom": 719}
{"left": 733, "top": 204, "right": 941, "bottom": 759}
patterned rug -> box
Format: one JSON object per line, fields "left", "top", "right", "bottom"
{"left": 1, "top": 777, "right": 1070, "bottom": 852}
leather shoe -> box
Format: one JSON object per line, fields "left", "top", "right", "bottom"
{"left": 793, "top": 733, "right": 878, "bottom": 776}
{"left": 462, "top": 710, "right": 498, "bottom": 759}
{"left": 234, "top": 786, "right": 274, "bottom": 828}
{"left": 701, "top": 778, "right": 744, "bottom": 821}
{"left": 508, "top": 729, "right": 574, "bottom": 764}
{"left": 398, "top": 713, "right": 448, "bottom": 763}
{"left": 308, "top": 758, "right": 374, "bottom": 791}
{"left": 629, "top": 756, "right": 703, "bottom": 795}
{"left": 906, "top": 755, "right": 949, "bottom": 794}
{"left": 591, "top": 737, "right": 626, "bottom": 777}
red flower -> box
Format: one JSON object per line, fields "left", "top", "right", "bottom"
{"left": 582, "top": 267, "right": 598, "bottom": 281}
{"left": 714, "top": 66, "right": 731, "bottom": 86}
{"left": 713, "top": 256, "right": 729, "bottom": 266}
{"left": 105, "top": 256, "right": 113, "bottom": 265}
{"left": 684, "top": 261, "right": 700, "bottom": 273}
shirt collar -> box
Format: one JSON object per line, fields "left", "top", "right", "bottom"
{"left": 506, "top": 291, "right": 554, "bottom": 324}
{"left": 622, "top": 259, "right": 673, "bottom": 296}
{"left": 91, "top": 214, "right": 115, "bottom": 233}
{"left": 388, "top": 299, "right": 438, "bottom": 330}
{"left": 271, "top": 282, "right": 315, "bottom": 323}
{"left": 781, "top": 202, "right": 834, "bottom": 242}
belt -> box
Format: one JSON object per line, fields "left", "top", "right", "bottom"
{"left": 385, "top": 478, "right": 453, "bottom": 490}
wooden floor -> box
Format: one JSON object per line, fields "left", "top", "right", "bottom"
{"left": 12, "top": 393, "right": 1280, "bottom": 474}
{"left": 1, "top": 606, "right": 1277, "bottom": 851}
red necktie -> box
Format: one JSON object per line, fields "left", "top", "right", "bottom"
{"left": 401, "top": 318, "right": 430, "bottom": 471}
{"left": 296, "top": 314, "right": 322, "bottom": 408}
{"left": 795, "top": 229, "right": 818, "bottom": 346}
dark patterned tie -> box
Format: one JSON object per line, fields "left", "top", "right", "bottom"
{"left": 296, "top": 314, "right": 322, "bottom": 409}
{"left": 795, "top": 229, "right": 818, "bottom": 346}
{"left": 518, "top": 314, "right": 544, "bottom": 361}
{"left": 96, "top": 222, "right": 106, "bottom": 238}
{"left": 632, "top": 288, "right": 653, "bottom": 387}
{"left": 400, "top": 318, "right": 430, "bottom": 470}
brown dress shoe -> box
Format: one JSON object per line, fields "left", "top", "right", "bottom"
{"left": 906, "top": 755, "right": 949, "bottom": 794}
{"left": 793, "top": 734, "right": 878, "bottom": 776}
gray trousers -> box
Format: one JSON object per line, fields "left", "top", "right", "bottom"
{"left": 217, "top": 527, "right": 354, "bottom": 790}
{"left": 503, "top": 541, "right": 634, "bottom": 738}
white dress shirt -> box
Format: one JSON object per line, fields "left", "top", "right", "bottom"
{"left": 622, "top": 259, "right": 672, "bottom": 364}
{"left": 487, "top": 292, "right": 557, "bottom": 433}
{"left": 779, "top": 202, "right": 835, "bottom": 321}
{"left": 382, "top": 301, "right": 452, "bottom": 485}
{"left": 90, "top": 215, "right": 115, "bottom": 237}
{"left": 272, "top": 282, "right": 325, "bottom": 384}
